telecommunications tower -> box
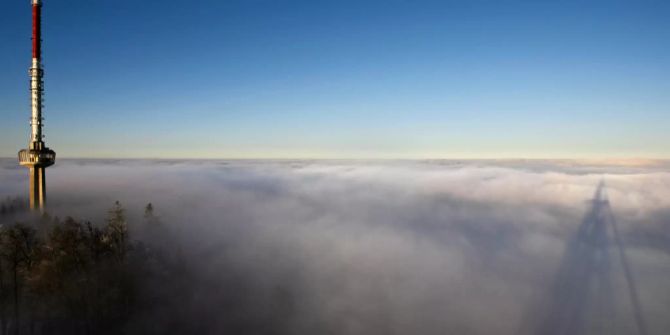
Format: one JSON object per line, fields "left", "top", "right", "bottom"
{"left": 18, "top": 0, "right": 56, "bottom": 211}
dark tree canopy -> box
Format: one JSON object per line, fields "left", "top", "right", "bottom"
{"left": 0, "top": 201, "right": 178, "bottom": 335}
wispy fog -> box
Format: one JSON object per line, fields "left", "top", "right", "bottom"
{"left": 1, "top": 159, "right": 669, "bottom": 334}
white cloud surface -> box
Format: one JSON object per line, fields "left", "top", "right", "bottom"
{"left": 1, "top": 159, "right": 669, "bottom": 334}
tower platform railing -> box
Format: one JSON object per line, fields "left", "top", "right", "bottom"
{"left": 18, "top": 148, "right": 56, "bottom": 167}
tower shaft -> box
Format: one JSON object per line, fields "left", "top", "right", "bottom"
{"left": 28, "top": 167, "right": 46, "bottom": 210}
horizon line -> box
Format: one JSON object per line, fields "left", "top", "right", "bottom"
{"left": 1, "top": 156, "right": 669, "bottom": 162}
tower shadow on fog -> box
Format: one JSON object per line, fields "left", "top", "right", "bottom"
{"left": 534, "top": 181, "right": 647, "bottom": 335}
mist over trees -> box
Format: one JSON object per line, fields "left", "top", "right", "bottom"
{"left": 0, "top": 199, "right": 182, "bottom": 335}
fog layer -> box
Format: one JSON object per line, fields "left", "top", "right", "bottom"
{"left": 1, "top": 159, "right": 669, "bottom": 335}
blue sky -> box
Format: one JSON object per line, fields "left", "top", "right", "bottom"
{"left": 1, "top": 0, "right": 669, "bottom": 159}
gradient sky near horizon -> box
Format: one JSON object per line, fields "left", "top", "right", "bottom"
{"left": 1, "top": 0, "right": 669, "bottom": 159}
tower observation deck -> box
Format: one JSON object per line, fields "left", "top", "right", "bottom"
{"left": 18, "top": 0, "right": 56, "bottom": 211}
